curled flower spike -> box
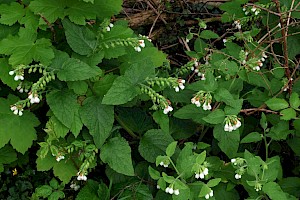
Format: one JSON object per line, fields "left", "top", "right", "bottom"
{"left": 224, "top": 116, "right": 242, "bottom": 132}
{"left": 163, "top": 105, "right": 173, "bottom": 114}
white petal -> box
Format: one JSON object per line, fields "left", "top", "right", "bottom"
{"left": 109, "top": 23, "right": 114, "bottom": 28}
{"left": 195, "top": 173, "right": 200, "bottom": 179}
{"left": 205, "top": 194, "right": 210, "bottom": 199}
{"left": 106, "top": 27, "right": 111, "bottom": 32}
{"left": 203, "top": 168, "right": 209, "bottom": 175}
{"left": 9, "top": 71, "right": 15, "bottom": 75}
{"left": 200, "top": 173, "right": 205, "bottom": 179}
{"left": 13, "top": 109, "right": 19, "bottom": 115}
{"left": 174, "top": 189, "right": 180, "bottom": 195}
{"left": 169, "top": 188, "right": 174, "bottom": 194}
{"left": 231, "top": 158, "right": 236, "bottom": 163}
{"left": 165, "top": 187, "right": 170, "bottom": 193}
{"left": 209, "top": 190, "right": 213, "bottom": 197}
{"left": 175, "top": 87, "right": 180, "bottom": 92}
{"left": 14, "top": 76, "right": 19, "bottom": 81}
{"left": 18, "top": 111, "right": 23, "bottom": 116}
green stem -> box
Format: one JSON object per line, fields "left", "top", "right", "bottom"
{"left": 114, "top": 114, "right": 139, "bottom": 139}
{"left": 86, "top": 80, "right": 97, "bottom": 96}
{"left": 263, "top": 133, "right": 269, "bottom": 160}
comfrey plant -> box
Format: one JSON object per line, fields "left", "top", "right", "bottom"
{"left": 0, "top": 0, "right": 299, "bottom": 200}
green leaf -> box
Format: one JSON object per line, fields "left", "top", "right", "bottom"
{"left": 0, "top": 145, "right": 17, "bottom": 164}
{"left": 35, "top": 185, "right": 53, "bottom": 198}
{"left": 280, "top": 108, "right": 296, "bottom": 120}
{"left": 166, "top": 141, "right": 177, "bottom": 157}
{"left": 0, "top": 27, "right": 54, "bottom": 65}
{"left": 200, "top": 30, "right": 219, "bottom": 39}
{"left": 290, "top": 93, "right": 300, "bottom": 109}
{"left": 241, "top": 132, "right": 262, "bottom": 143}
{"left": 199, "top": 185, "right": 211, "bottom": 198}
{"left": 265, "top": 98, "right": 289, "bottom": 111}
{"left": 279, "top": 177, "right": 300, "bottom": 198}
{"left": 48, "top": 191, "right": 65, "bottom": 200}
{"left": 0, "top": 2, "right": 25, "bottom": 26}
{"left": 138, "top": 129, "right": 174, "bottom": 163}
{"left": 93, "top": 74, "right": 117, "bottom": 97}
{"left": 102, "top": 76, "right": 139, "bottom": 105}
{"left": 287, "top": 136, "right": 300, "bottom": 156}
{"left": 153, "top": 110, "right": 169, "bottom": 134}
{"left": 67, "top": 81, "right": 88, "bottom": 95}
{"left": 0, "top": 96, "right": 40, "bottom": 154}
{"left": 202, "top": 109, "right": 225, "bottom": 124}
{"left": 207, "top": 178, "right": 221, "bottom": 187}
{"left": 49, "top": 178, "right": 59, "bottom": 190}
{"left": 148, "top": 166, "right": 160, "bottom": 180}
{"left": 62, "top": 19, "right": 97, "bottom": 55}
{"left": 260, "top": 113, "right": 267, "bottom": 130}
{"left": 51, "top": 51, "right": 101, "bottom": 81}
{"left": 196, "top": 151, "right": 206, "bottom": 165}
{"left": 80, "top": 97, "right": 114, "bottom": 148}
{"left": 268, "top": 121, "right": 291, "bottom": 141}
{"left": 0, "top": 58, "right": 19, "bottom": 89}
{"left": 76, "top": 180, "right": 99, "bottom": 200}
{"left": 213, "top": 124, "right": 240, "bottom": 158}
{"left": 46, "top": 89, "right": 83, "bottom": 137}
{"left": 176, "top": 143, "right": 196, "bottom": 179}
{"left": 100, "top": 137, "right": 134, "bottom": 176}
{"left": 194, "top": 38, "right": 207, "bottom": 57}
{"left": 174, "top": 104, "right": 208, "bottom": 124}
{"left": 29, "top": 0, "right": 66, "bottom": 23}
{"left": 263, "top": 182, "right": 289, "bottom": 200}
{"left": 214, "top": 60, "right": 239, "bottom": 75}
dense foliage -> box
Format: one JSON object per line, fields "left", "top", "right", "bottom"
{"left": 0, "top": 0, "right": 300, "bottom": 199}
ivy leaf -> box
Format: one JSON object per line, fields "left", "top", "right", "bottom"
{"left": 80, "top": 97, "right": 114, "bottom": 148}
{"left": 265, "top": 98, "right": 289, "bottom": 111}
{"left": 213, "top": 124, "right": 239, "bottom": 158}
{"left": 0, "top": 2, "right": 25, "bottom": 26}
{"left": 100, "top": 137, "right": 134, "bottom": 176}
{"left": 62, "top": 19, "right": 97, "bottom": 55}
{"left": 139, "top": 129, "right": 174, "bottom": 163}
{"left": 50, "top": 50, "right": 102, "bottom": 81}
{"left": 46, "top": 89, "right": 83, "bottom": 137}
{"left": 0, "top": 27, "right": 54, "bottom": 65}
{"left": 0, "top": 96, "right": 40, "bottom": 154}
{"left": 29, "top": 0, "right": 66, "bottom": 23}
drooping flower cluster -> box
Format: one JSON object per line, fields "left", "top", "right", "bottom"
{"left": 240, "top": 49, "right": 268, "bottom": 71}
{"left": 231, "top": 158, "right": 247, "bottom": 180}
{"left": 165, "top": 186, "right": 180, "bottom": 195}
{"left": 10, "top": 105, "right": 23, "bottom": 116}
{"left": 77, "top": 172, "right": 87, "bottom": 181}
{"left": 9, "top": 70, "right": 24, "bottom": 81}
{"left": 224, "top": 115, "right": 242, "bottom": 132}
{"left": 243, "top": 5, "right": 260, "bottom": 15}
{"left": 56, "top": 155, "right": 65, "bottom": 162}
{"left": 70, "top": 183, "right": 80, "bottom": 191}
{"left": 195, "top": 167, "right": 209, "bottom": 179}
{"left": 233, "top": 20, "right": 242, "bottom": 30}
{"left": 191, "top": 91, "right": 212, "bottom": 111}
{"left": 159, "top": 160, "right": 169, "bottom": 168}
{"left": 105, "top": 23, "right": 114, "bottom": 32}
{"left": 134, "top": 39, "right": 145, "bottom": 52}
{"left": 28, "top": 92, "right": 41, "bottom": 104}
{"left": 205, "top": 189, "right": 214, "bottom": 199}
{"left": 174, "top": 79, "right": 185, "bottom": 92}
{"left": 163, "top": 105, "right": 173, "bottom": 115}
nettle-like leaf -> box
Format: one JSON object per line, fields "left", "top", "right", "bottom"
{"left": 36, "top": 151, "right": 77, "bottom": 184}
{"left": 29, "top": 0, "right": 122, "bottom": 25}
{"left": 80, "top": 97, "right": 114, "bottom": 148}
{"left": 62, "top": 18, "right": 97, "bottom": 56}
{"left": 46, "top": 89, "right": 83, "bottom": 137}
{"left": 0, "top": 96, "right": 40, "bottom": 154}
{"left": 50, "top": 50, "right": 102, "bottom": 81}
{"left": 0, "top": 145, "right": 17, "bottom": 164}
{"left": 100, "top": 137, "right": 134, "bottom": 176}
{"left": 138, "top": 129, "right": 174, "bottom": 163}
{"left": 0, "top": 58, "right": 19, "bottom": 89}
{"left": 0, "top": 27, "right": 54, "bottom": 65}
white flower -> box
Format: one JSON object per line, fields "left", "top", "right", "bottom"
{"left": 14, "top": 75, "right": 24, "bottom": 81}
{"left": 163, "top": 164, "right": 168, "bottom": 168}
{"left": 9, "top": 70, "right": 15, "bottom": 75}
{"left": 174, "top": 189, "right": 180, "bottom": 195}
{"left": 233, "top": 120, "right": 241, "bottom": 130}
{"left": 262, "top": 52, "right": 267, "bottom": 58}
{"left": 56, "top": 155, "right": 65, "bottom": 162}
{"left": 169, "top": 188, "right": 174, "bottom": 194}
{"left": 194, "top": 68, "right": 199, "bottom": 73}
{"left": 255, "top": 10, "right": 259, "bottom": 15}
{"left": 186, "top": 38, "right": 190, "bottom": 43}
{"left": 139, "top": 40, "right": 145, "bottom": 48}
{"left": 201, "top": 74, "right": 206, "bottom": 81}
{"left": 191, "top": 66, "right": 195, "bottom": 71}
{"left": 235, "top": 174, "right": 242, "bottom": 179}
{"left": 10, "top": 106, "right": 17, "bottom": 111}
{"left": 163, "top": 105, "right": 173, "bottom": 114}
{"left": 194, "top": 61, "right": 199, "bottom": 67}
{"left": 261, "top": 57, "right": 265, "bottom": 62}
{"left": 13, "top": 109, "right": 19, "bottom": 115}
{"left": 77, "top": 174, "right": 87, "bottom": 181}
{"left": 205, "top": 194, "right": 210, "bottom": 199}
{"left": 157, "top": 185, "right": 160, "bottom": 189}
{"left": 159, "top": 161, "right": 164, "bottom": 166}
{"left": 202, "top": 103, "right": 211, "bottom": 110}
{"left": 165, "top": 187, "right": 170, "bottom": 193}
{"left": 209, "top": 190, "right": 214, "bottom": 197}
{"left": 242, "top": 60, "right": 246, "bottom": 64}
{"left": 243, "top": 7, "right": 246, "bottom": 11}
{"left": 28, "top": 93, "right": 40, "bottom": 104}
{"left": 251, "top": 7, "right": 256, "bottom": 12}
{"left": 231, "top": 158, "right": 236, "bottom": 163}
{"left": 253, "top": 66, "right": 260, "bottom": 71}
{"left": 224, "top": 123, "right": 234, "bottom": 132}
{"left": 191, "top": 97, "right": 201, "bottom": 107}
{"left": 203, "top": 168, "right": 209, "bottom": 176}
{"left": 199, "top": 173, "right": 205, "bottom": 179}
{"left": 175, "top": 87, "right": 180, "bottom": 92}
{"left": 245, "top": 11, "right": 249, "bottom": 15}
{"left": 109, "top": 23, "right": 114, "bottom": 28}
{"left": 277, "top": 23, "right": 281, "bottom": 28}
{"left": 223, "top": 39, "right": 227, "bottom": 43}
{"left": 195, "top": 173, "right": 200, "bottom": 179}
{"left": 18, "top": 110, "right": 23, "bottom": 116}
{"left": 106, "top": 26, "right": 111, "bottom": 32}
{"left": 134, "top": 46, "right": 141, "bottom": 52}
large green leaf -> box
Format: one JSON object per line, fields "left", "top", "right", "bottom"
{"left": 50, "top": 51, "right": 101, "bottom": 81}
{"left": 265, "top": 98, "right": 289, "bottom": 111}
{"left": 213, "top": 124, "right": 239, "bottom": 158}
{"left": 100, "top": 137, "right": 134, "bottom": 176}
{"left": 263, "top": 182, "right": 291, "bottom": 200}
{"left": 174, "top": 104, "right": 208, "bottom": 124}
{"left": 0, "top": 27, "right": 54, "bottom": 65}
{"left": 0, "top": 96, "right": 40, "bottom": 154}
{"left": 202, "top": 109, "right": 225, "bottom": 124}
{"left": 0, "top": 58, "right": 19, "bottom": 89}
{"left": 76, "top": 180, "right": 100, "bottom": 200}
{"left": 138, "top": 129, "right": 174, "bottom": 163}
{"left": 46, "top": 89, "right": 83, "bottom": 137}
{"left": 0, "top": 2, "right": 25, "bottom": 25}
{"left": 0, "top": 145, "right": 17, "bottom": 164}
{"left": 80, "top": 97, "right": 114, "bottom": 148}
{"left": 62, "top": 18, "right": 97, "bottom": 55}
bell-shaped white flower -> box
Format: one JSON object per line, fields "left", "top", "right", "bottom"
{"left": 134, "top": 46, "right": 142, "bottom": 52}
{"left": 9, "top": 70, "right": 15, "bottom": 75}
{"left": 163, "top": 105, "right": 173, "bottom": 114}
{"left": 202, "top": 102, "right": 212, "bottom": 110}
{"left": 235, "top": 174, "right": 242, "bottom": 179}
{"left": 174, "top": 189, "right": 180, "bottom": 195}
{"left": 77, "top": 174, "right": 87, "bottom": 181}
{"left": 56, "top": 155, "right": 65, "bottom": 162}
